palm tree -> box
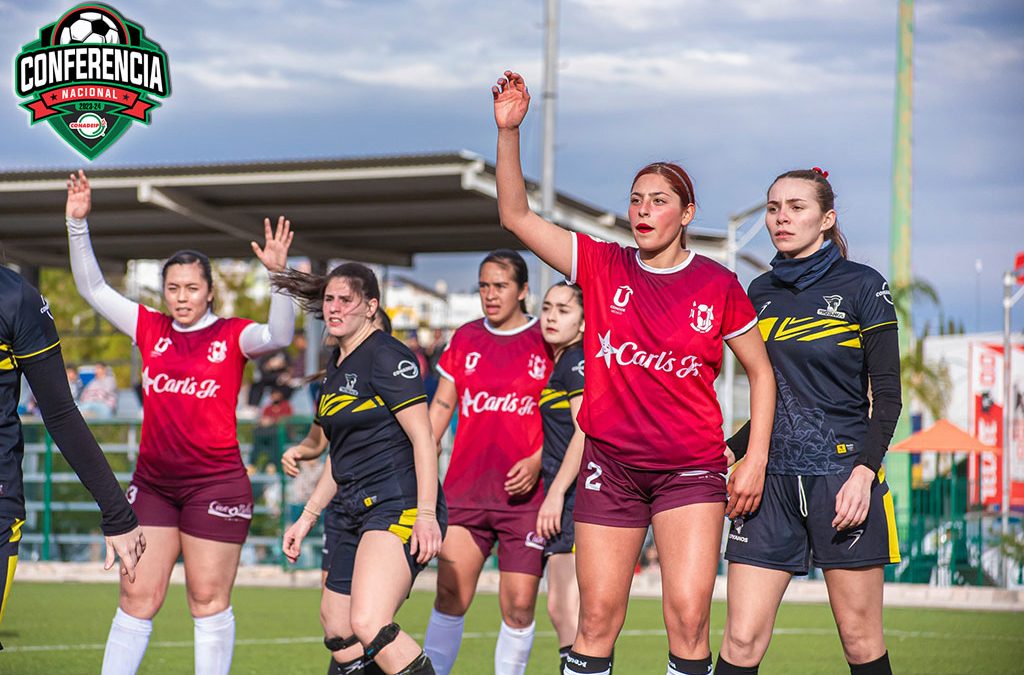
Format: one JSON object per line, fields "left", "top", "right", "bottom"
{"left": 891, "top": 279, "right": 951, "bottom": 421}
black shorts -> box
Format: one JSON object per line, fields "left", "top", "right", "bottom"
{"left": 322, "top": 469, "right": 447, "bottom": 595}
{"left": 724, "top": 469, "right": 900, "bottom": 575}
{"left": 543, "top": 486, "right": 576, "bottom": 557}
{"left": 0, "top": 517, "right": 24, "bottom": 635}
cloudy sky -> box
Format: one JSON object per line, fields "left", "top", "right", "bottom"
{"left": 3, "top": 0, "right": 1022, "bottom": 332}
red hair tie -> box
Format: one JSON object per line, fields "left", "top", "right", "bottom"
{"left": 812, "top": 166, "right": 829, "bottom": 179}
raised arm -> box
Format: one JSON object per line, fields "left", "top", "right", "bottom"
{"left": 65, "top": 170, "right": 140, "bottom": 340}
{"left": 239, "top": 216, "right": 296, "bottom": 358}
{"left": 493, "top": 70, "right": 573, "bottom": 276}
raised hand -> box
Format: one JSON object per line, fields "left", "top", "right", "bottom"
{"left": 492, "top": 70, "right": 531, "bottom": 130}
{"left": 251, "top": 216, "right": 293, "bottom": 273}
{"left": 105, "top": 526, "right": 146, "bottom": 583}
{"left": 66, "top": 169, "right": 92, "bottom": 220}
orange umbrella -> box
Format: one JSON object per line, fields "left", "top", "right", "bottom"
{"left": 890, "top": 419, "right": 1001, "bottom": 454}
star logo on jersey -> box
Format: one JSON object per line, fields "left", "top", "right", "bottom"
{"left": 875, "top": 282, "right": 894, "bottom": 306}
{"left": 464, "top": 351, "right": 481, "bottom": 373}
{"left": 39, "top": 294, "right": 54, "bottom": 320}
{"left": 527, "top": 353, "right": 547, "bottom": 381}
{"left": 392, "top": 360, "right": 419, "bottom": 380}
{"left": 689, "top": 301, "right": 715, "bottom": 334}
{"left": 816, "top": 295, "right": 847, "bottom": 319}
{"left": 610, "top": 285, "right": 634, "bottom": 314}
{"left": 339, "top": 373, "right": 359, "bottom": 395}
{"left": 152, "top": 336, "right": 172, "bottom": 356}
{"left": 595, "top": 331, "right": 622, "bottom": 368}
{"left": 571, "top": 359, "right": 585, "bottom": 377}
{"left": 207, "top": 339, "right": 228, "bottom": 363}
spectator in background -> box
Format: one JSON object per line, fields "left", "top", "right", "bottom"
{"left": 66, "top": 364, "right": 83, "bottom": 402}
{"left": 260, "top": 388, "right": 294, "bottom": 425}
{"left": 249, "top": 349, "right": 292, "bottom": 408}
{"left": 79, "top": 362, "right": 117, "bottom": 419}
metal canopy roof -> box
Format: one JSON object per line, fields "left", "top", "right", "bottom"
{"left": 0, "top": 151, "right": 753, "bottom": 271}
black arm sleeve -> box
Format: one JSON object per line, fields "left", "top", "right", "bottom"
{"left": 22, "top": 349, "right": 138, "bottom": 536}
{"left": 727, "top": 421, "right": 751, "bottom": 462}
{"left": 857, "top": 326, "right": 903, "bottom": 473}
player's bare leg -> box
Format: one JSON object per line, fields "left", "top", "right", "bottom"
{"left": 572, "top": 523, "right": 646, "bottom": 656}
{"left": 719, "top": 563, "right": 791, "bottom": 668}
{"left": 545, "top": 552, "right": 579, "bottom": 648}
{"left": 823, "top": 566, "right": 889, "bottom": 667}
{"left": 652, "top": 501, "right": 725, "bottom": 674}
{"left": 321, "top": 588, "right": 367, "bottom": 670}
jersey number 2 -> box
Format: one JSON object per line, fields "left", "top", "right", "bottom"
{"left": 584, "top": 462, "right": 603, "bottom": 491}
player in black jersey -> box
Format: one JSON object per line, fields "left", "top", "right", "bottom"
{"left": 0, "top": 265, "right": 145, "bottom": 646}
{"left": 277, "top": 263, "right": 445, "bottom": 675}
{"left": 535, "top": 282, "right": 586, "bottom": 671}
{"left": 717, "top": 169, "right": 902, "bottom": 675}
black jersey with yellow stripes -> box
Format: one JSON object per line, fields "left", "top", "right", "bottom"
{"left": 540, "top": 343, "right": 585, "bottom": 482}
{"left": 316, "top": 330, "right": 428, "bottom": 485}
{"left": 0, "top": 267, "right": 61, "bottom": 519}
{"left": 748, "top": 258, "right": 898, "bottom": 475}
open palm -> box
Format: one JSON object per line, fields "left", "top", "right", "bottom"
{"left": 251, "top": 216, "right": 293, "bottom": 273}
{"left": 66, "top": 169, "right": 92, "bottom": 220}
{"left": 492, "top": 70, "right": 531, "bottom": 130}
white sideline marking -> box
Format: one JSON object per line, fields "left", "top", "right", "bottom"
{"left": 2, "top": 627, "right": 1018, "bottom": 653}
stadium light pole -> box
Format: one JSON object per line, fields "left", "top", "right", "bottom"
{"left": 538, "top": 0, "right": 559, "bottom": 297}
{"left": 1001, "top": 264, "right": 1024, "bottom": 555}
{"left": 722, "top": 203, "right": 766, "bottom": 433}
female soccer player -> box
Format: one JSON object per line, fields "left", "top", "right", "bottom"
{"left": 717, "top": 169, "right": 902, "bottom": 675}
{"left": 64, "top": 170, "right": 296, "bottom": 675}
{"left": 422, "top": 250, "right": 552, "bottom": 675}
{"left": 535, "top": 282, "right": 586, "bottom": 671}
{"left": 492, "top": 71, "right": 777, "bottom": 675}
{"left": 0, "top": 265, "right": 146, "bottom": 646}
{"left": 278, "top": 262, "right": 445, "bottom": 675}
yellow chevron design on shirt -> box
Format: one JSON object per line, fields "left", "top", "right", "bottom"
{"left": 318, "top": 393, "right": 357, "bottom": 417}
{"left": 0, "top": 343, "right": 15, "bottom": 371}
{"left": 352, "top": 396, "right": 385, "bottom": 413}
{"left": 539, "top": 388, "right": 566, "bottom": 406}
{"left": 758, "top": 317, "right": 861, "bottom": 346}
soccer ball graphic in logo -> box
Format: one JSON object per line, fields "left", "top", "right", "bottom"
{"left": 57, "top": 10, "right": 125, "bottom": 45}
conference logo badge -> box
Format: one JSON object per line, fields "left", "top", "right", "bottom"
{"left": 14, "top": 4, "right": 171, "bottom": 160}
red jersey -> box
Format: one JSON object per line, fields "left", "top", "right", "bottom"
{"left": 437, "top": 318, "right": 552, "bottom": 511}
{"left": 570, "top": 233, "right": 756, "bottom": 472}
{"left": 135, "top": 308, "right": 253, "bottom": 484}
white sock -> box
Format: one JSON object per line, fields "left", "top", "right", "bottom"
{"left": 423, "top": 608, "right": 465, "bottom": 675}
{"left": 494, "top": 620, "right": 535, "bottom": 675}
{"left": 193, "top": 606, "right": 235, "bottom": 675}
{"left": 101, "top": 608, "right": 152, "bottom": 675}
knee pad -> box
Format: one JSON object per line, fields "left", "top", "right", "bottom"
{"left": 396, "top": 652, "right": 435, "bottom": 675}
{"left": 363, "top": 622, "right": 401, "bottom": 659}
{"left": 324, "top": 634, "right": 360, "bottom": 652}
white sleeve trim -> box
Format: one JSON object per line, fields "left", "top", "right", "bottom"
{"left": 239, "top": 285, "right": 296, "bottom": 358}
{"left": 435, "top": 363, "right": 455, "bottom": 383}
{"left": 723, "top": 317, "right": 758, "bottom": 341}
{"left": 67, "top": 218, "right": 139, "bottom": 341}
{"left": 569, "top": 231, "right": 579, "bottom": 285}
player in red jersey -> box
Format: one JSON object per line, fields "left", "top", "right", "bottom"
{"left": 492, "top": 72, "right": 777, "bottom": 675}
{"left": 422, "top": 250, "right": 552, "bottom": 675}
{"left": 65, "top": 171, "right": 296, "bottom": 675}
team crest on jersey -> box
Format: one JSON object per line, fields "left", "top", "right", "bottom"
{"left": 14, "top": 4, "right": 171, "bottom": 160}
{"left": 571, "top": 359, "right": 585, "bottom": 377}
{"left": 527, "top": 353, "right": 547, "bottom": 381}
{"left": 465, "top": 351, "right": 481, "bottom": 373}
{"left": 610, "top": 285, "right": 634, "bottom": 314}
{"left": 207, "top": 339, "right": 228, "bottom": 363}
{"left": 151, "top": 336, "right": 172, "bottom": 356}
{"left": 817, "top": 295, "right": 847, "bottom": 319}
{"left": 875, "top": 282, "right": 894, "bottom": 306}
{"left": 689, "top": 301, "right": 715, "bottom": 334}
{"left": 39, "top": 294, "right": 54, "bottom": 320}
{"left": 339, "top": 373, "right": 359, "bottom": 395}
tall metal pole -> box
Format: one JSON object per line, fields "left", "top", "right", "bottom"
{"left": 1003, "top": 271, "right": 1013, "bottom": 540}
{"left": 538, "top": 0, "right": 559, "bottom": 298}
{"left": 888, "top": 0, "right": 915, "bottom": 541}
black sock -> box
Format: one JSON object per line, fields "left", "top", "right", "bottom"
{"left": 849, "top": 651, "right": 892, "bottom": 675}
{"left": 331, "top": 657, "right": 364, "bottom": 675}
{"left": 667, "top": 652, "right": 712, "bottom": 675}
{"left": 396, "top": 652, "right": 435, "bottom": 674}
{"left": 563, "top": 650, "right": 613, "bottom": 674}
{"left": 560, "top": 645, "right": 572, "bottom": 667}
{"left": 715, "top": 653, "right": 759, "bottom": 674}
{"left": 362, "top": 658, "right": 386, "bottom": 675}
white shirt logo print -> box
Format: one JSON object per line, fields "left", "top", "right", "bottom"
{"left": 465, "top": 352, "right": 481, "bottom": 372}
{"left": 527, "top": 353, "right": 547, "bottom": 381}
{"left": 207, "top": 339, "right": 228, "bottom": 363}
{"left": 153, "top": 337, "right": 172, "bottom": 355}
{"left": 689, "top": 301, "right": 714, "bottom": 334}
{"left": 612, "top": 285, "right": 634, "bottom": 309}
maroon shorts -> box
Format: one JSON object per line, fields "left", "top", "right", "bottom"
{"left": 448, "top": 506, "right": 544, "bottom": 577}
{"left": 126, "top": 471, "right": 253, "bottom": 544}
{"left": 573, "top": 440, "right": 727, "bottom": 529}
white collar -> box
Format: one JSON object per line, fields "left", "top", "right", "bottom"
{"left": 484, "top": 315, "right": 538, "bottom": 336}
{"left": 635, "top": 249, "right": 695, "bottom": 275}
{"left": 172, "top": 309, "right": 218, "bottom": 333}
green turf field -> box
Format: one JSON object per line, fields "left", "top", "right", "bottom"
{"left": 0, "top": 582, "right": 1020, "bottom": 674}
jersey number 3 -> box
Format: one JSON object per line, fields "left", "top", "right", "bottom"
{"left": 584, "top": 462, "right": 603, "bottom": 491}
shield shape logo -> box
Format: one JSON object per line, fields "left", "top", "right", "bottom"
{"left": 14, "top": 4, "right": 171, "bottom": 160}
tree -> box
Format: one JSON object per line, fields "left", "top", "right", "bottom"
{"left": 891, "top": 278, "right": 952, "bottom": 421}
